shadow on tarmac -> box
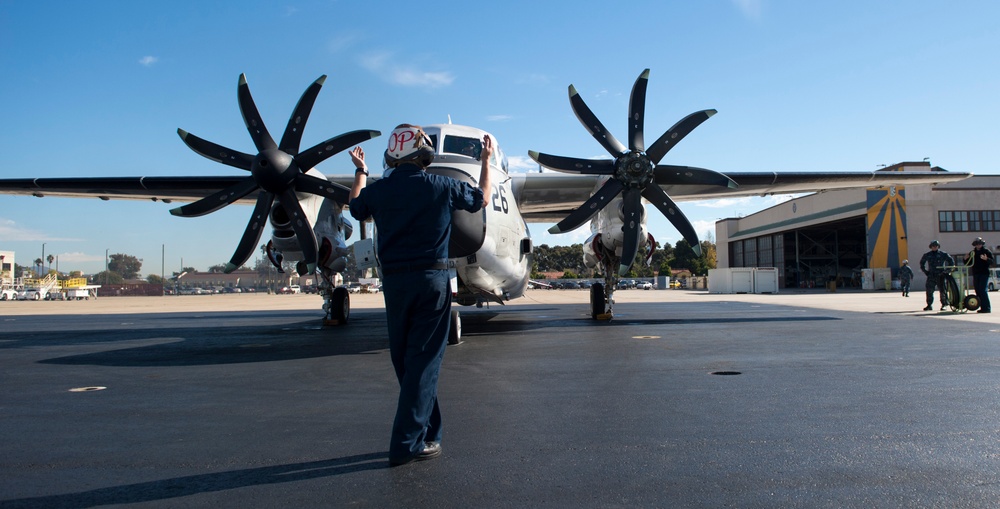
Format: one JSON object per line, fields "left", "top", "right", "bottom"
{"left": 17, "top": 312, "right": 391, "bottom": 368}
{"left": 0, "top": 452, "right": 388, "bottom": 509}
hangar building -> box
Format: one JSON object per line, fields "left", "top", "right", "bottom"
{"left": 715, "top": 162, "right": 1000, "bottom": 290}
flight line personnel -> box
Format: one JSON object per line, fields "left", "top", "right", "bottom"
{"left": 348, "top": 124, "right": 492, "bottom": 466}
{"left": 968, "top": 237, "right": 994, "bottom": 313}
{"left": 920, "top": 240, "right": 954, "bottom": 311}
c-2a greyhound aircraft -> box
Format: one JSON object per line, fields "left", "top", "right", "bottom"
{"left": 0, "top": 69, "right": 971, "bottom": 343}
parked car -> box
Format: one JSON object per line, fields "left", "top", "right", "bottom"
{"left": 563, "top": 281, "right": 580, "bottom": 289}
{"left": 345, "top": 283, "right": 362, "bottom": 294}
{"left": 638, "top": 281, "right": 653, "bottom": 290}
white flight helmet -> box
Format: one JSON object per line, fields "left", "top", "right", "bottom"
{"left": 383, "top": 124, "right": 434, "bottom": 169}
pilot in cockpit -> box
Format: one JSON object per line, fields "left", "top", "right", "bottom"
{"left": 459, "top": 140, "right": 480, "bottom": 159}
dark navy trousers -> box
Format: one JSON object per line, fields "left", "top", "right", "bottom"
{"left": 382, "top": 269, "right": 451, "bottom": 460}
{"left": 973, "top": 274, "right": 991, "bottom": 312}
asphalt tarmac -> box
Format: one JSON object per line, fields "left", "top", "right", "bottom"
{"left": 1, "top": 289, "right": 998, "bottom": 508}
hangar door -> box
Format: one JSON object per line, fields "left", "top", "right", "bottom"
{"left": 729, "top": 216, "right": 868, "bottom": 288}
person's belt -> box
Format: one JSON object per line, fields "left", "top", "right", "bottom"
{"left": 381, "top": 261, "right": 450, "bottom": 275}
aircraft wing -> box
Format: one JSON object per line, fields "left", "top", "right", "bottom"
{"left": 0, "top": 169, "right": 972, "bottom": 220}
{"left": 0, "top": 175, "right": 362, "bottom": 204}
{"left": 511, "top": 169, "right": 973, "bottom": 222}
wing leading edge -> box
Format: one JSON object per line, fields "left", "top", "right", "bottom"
{"left": 511, "top": 169, "right": 972, "bottom": 222}
{"left": 0, "top": 169, "right": 972, "bottom": 220}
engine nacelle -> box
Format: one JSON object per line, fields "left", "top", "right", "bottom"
{"left": 588, "top": 183, "right": 649, "bottom": 260}
{"left": 266, "top": 169, "right": 352, "bottom": 274}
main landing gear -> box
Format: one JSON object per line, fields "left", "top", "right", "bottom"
{"left": 322, "top": 284, "right": 350, "bottom": 326}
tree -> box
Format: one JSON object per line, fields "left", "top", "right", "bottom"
{"left": 208, "top": 264, "right": 228, "bottom": 273}
{"left": 108, "top": 253, "right": 142, "bottom": 279}
{"left": 671, "top": 239, "right": 716, "bottom": 276}
{"left": 93, "top": 271, "right": 125, "bottom": 284}
{"left": 46, "top": 254, "right": 54, "bottom": 272}
{"left": 146, "top": 274, "right": 165, "bottom": 285}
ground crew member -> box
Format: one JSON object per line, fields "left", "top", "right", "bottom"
{"left": 348, "top": 125, "right": 492, "bottom": 466}
{"left": 898, "top": 260, "right": 913, "bottom": 297}
{"left": 920, "top": 240, "right": 954, "bottom": 311}
{"left": 968, "top": 237, "right": 994, "bottom": 313}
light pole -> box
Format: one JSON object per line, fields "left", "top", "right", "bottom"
{"left": 41, "top": 243, "right": 46, "bottom": 276}
{"left": 105, "top": 249, "right": 109, "bottom": 286}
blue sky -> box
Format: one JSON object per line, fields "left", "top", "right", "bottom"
{"left": 2, "top": 0, "right": 998, "bottom": 276}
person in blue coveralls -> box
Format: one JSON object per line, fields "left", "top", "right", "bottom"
{"left": 920, "top": 240, "right": 955, "bottom": 311}
{"left": 348, "top": 124, "right": 492, "bottom": 466}
{"left": 898, "top": 260, "right": 913, "bottom": 297}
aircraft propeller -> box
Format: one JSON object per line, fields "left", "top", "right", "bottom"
{"left": 529, "top": 69, "right": 738, "bottom": 275}
{"left": 171, "top": 74, "right": 380, "bottom": 274}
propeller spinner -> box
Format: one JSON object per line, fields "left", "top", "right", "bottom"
{"left": 171, "top": 74, "right": 380, "bottom": 274}
{"left": 529, "top": 69, "right": 737, "bottom": 275}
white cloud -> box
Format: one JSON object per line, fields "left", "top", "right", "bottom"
{"left": 694, "top": 193, "right": 801, "bottom": 210}
{"left": 359, "top": 51, "right": 454, "bottom": 88}
{"left": 486, "top": 114, "right": 513, "bottom": 122}
{"left": 731, "top": 0, "right": 763, "bottom": 20}
{"left": 138, "top": 56, "right": 158, "bottom": 67}
{"left": 327, "top": 32, "right": 361, "bottom": 53}
{"left": 55, "top": 251, "right": 106, "bottom": 263}
{"left": 507, "top": 155, "right": 539, "bottom": 173}
{"left": 513, "top": 73, "right": 551, "bottom": 86}
{"left": 0, "top": 218, "right": 80, "bottom": 242}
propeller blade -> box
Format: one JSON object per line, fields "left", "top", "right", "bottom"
{"left": 548, "top": 178, "right": 623, "bottom": 234}
{"left": 237, "top": 74, "right": 278, "bottom": 152}
{"left": 280, "top": 189, "right": 319, "bottom": 274}
{"left": 568, "top": 85, "right": 627, "bottom": 157}
{"left": 641, "top": 182, "right": 702, "bottom": 257}
{"left": 176, "top": 129, "right": 254, "bottom": 171}
{"left": 528, "top": 151, "right": 615, "bottom": 174}
{"left": 618, "top": 187, "right": 643, "bottom": 276}
{"left": 653, "top": 165, "right": 738, "bottom": 189}
{"left": 294, "top": 173, "right": 350, "bottom": 204}
{"left": 628, "top": 69, "right": 650, "bottom": 152}
{"left": 169, "top": 178, "right": 259, "bottom": 218}
{"left": 224, "top": 191, "right": 274, "bottom": 273}
{"left": 279, "top": 75, "right": 327, "bottom": 154}
{"left": 296, "top": 129, "right": 381, "bottom": 171}
{"left": 645, "top": 109, "right": 717, "bottom": 165}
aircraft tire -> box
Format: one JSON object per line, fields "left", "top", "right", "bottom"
{"left": 448, "top": 310, "right": 462, "bottom": 345}
{"left": 331, "top": 287, "right": 350, "bottom": 323}
{"left": 590, "top": 283, "right": 606, "bottom": 319}
{"left": 943, "top": 275, "right": 961, "bottom": 310}
{"left": 963, "top": 294, "right": 980, "bottom": 311}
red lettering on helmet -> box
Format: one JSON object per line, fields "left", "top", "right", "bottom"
{"left": 389, "top": 130, "right": 416, "bottom": 152}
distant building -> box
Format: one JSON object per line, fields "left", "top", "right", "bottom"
{"left": 0, "top": 250, "right": 14, "bottom": 285}
{"left": 716, "top": 162, "right": 1000, "bottom": 289}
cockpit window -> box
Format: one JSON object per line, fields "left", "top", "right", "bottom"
{"left": 443, "top": 135, "right": 481, "bottom": 159}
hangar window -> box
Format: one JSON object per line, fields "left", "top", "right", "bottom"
{"left": 939, "top": 210, "right": 1000, "bottom": 232}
